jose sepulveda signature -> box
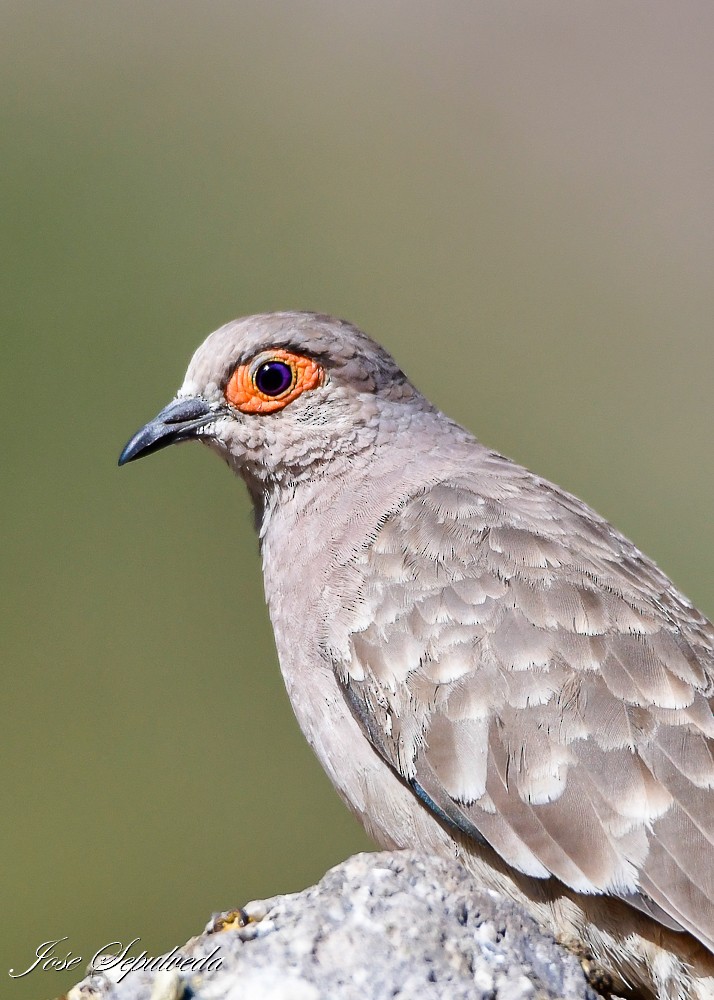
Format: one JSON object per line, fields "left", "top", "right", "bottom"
{"left": 9, "top": 937, "right": 222, "bottom": 982}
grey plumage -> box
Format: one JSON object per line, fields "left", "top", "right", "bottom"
{"left": 120, "top": 312, "right": 714, "bottom": 999}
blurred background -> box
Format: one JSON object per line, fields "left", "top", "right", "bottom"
{"left": 2, "top": 2, "right": 713, "bottom": 997}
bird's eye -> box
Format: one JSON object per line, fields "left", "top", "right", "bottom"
{"left": 224, "top": 350, "right": 324, "bottom": 414}
{"left": 254, "top": 360, "right": 294, "bottom": 396}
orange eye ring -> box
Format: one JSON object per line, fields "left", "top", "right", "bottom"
{"left": 224, "top": 349, "right": 324, "bottom": 414}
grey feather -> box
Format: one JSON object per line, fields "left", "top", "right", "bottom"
{"left": 336, "top": 474, "right": 714, "bottom": 948}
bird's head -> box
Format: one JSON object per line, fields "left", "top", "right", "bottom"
{"left": 119, "top": 312, "right": 428, "bottom": 494}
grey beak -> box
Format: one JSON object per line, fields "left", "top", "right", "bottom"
{"left": 118, "top": 396, "right": 217, "bottom": 466}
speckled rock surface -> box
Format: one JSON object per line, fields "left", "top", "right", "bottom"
{"left": 67, "top": 851, "right": 602, "bottom": 1000}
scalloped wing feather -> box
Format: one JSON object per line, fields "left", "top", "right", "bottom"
{"left": 335, "top": 470, "right": 714, "bottom": 948}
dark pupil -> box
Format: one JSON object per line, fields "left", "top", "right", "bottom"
{"left": 255, "top": 361, "right": 293, "bottom": 396}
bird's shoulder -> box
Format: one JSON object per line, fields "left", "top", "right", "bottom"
{"left": 343, "top": 456, "right": 714, "bottom": 679}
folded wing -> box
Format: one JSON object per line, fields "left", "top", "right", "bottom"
{"left": 335, "top": 470, "right": 714, "bottom": 948}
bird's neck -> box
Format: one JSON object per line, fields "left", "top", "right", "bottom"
{"left": 255, "top": 422, "right": 481, "bottom": 646}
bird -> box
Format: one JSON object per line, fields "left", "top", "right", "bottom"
{"left": 119, "top": 312, "right": 714, "bottom": 1000}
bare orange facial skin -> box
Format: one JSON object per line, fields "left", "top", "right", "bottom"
{"left": 224, "top": 349, "right": 325, "bottom": 414}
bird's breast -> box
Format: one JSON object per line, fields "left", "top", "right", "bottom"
{"left": 256, "top": 451, "right": 462, "bottom": 846}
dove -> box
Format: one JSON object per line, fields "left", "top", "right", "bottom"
{"left": 119, "top": 312, "right": 714, "bottom": 999}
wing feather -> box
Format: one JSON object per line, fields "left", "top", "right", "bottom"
{"left": 334, "top": 470, "right": 714, "bottom": 948}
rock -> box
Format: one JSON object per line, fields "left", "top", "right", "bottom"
{"left": 67, "top": 851, "right": 602, "bottom": 1000}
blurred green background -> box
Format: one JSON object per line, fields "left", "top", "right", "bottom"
{"left": 2, "top": 2, "right": 713, "bottom": 997}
